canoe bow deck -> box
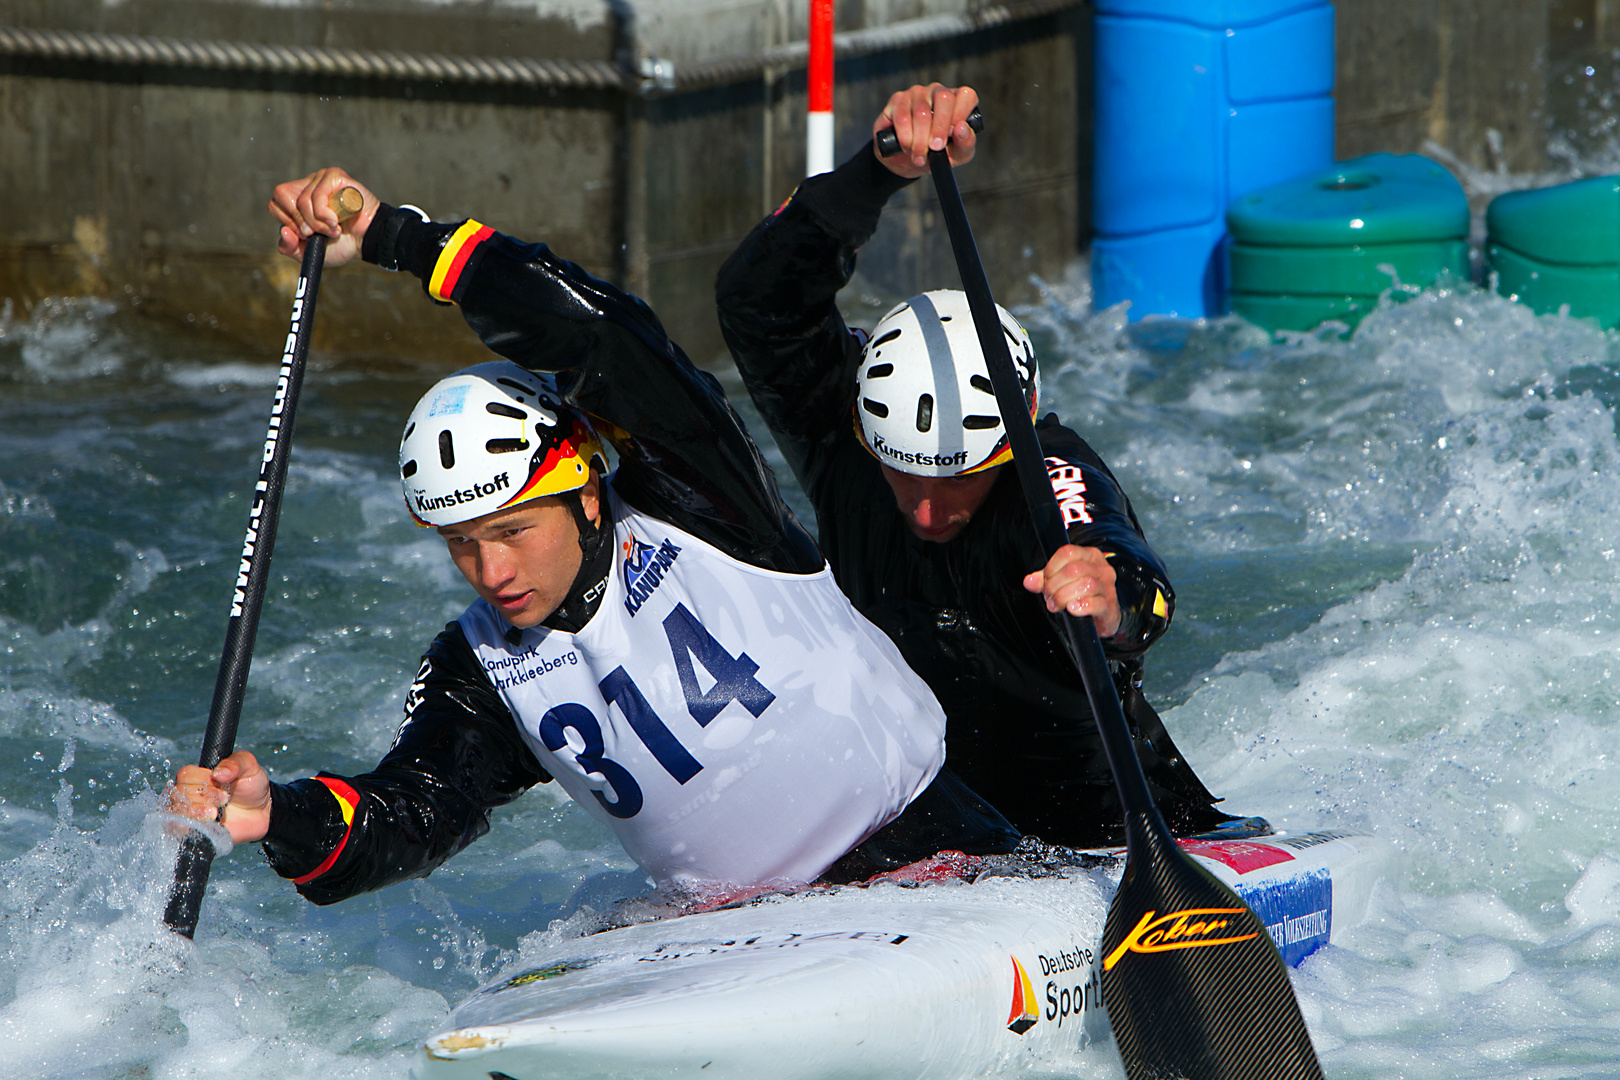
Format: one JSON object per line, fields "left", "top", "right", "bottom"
{"left": 417, "top": 830, "right": 1387, "bottom": 1080}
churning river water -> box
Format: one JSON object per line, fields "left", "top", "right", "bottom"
{"left": 1, "top": 263, "right": 1618, "bottom": 1079}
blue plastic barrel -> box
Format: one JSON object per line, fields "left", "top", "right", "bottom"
{"left": 1092, "top": 0, "right": 1336, "bottom": 319}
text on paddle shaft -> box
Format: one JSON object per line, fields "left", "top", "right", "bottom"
{"left": 519, "top": 603, "right": 776, "bottom": 817}
{"left": 231, "top": 274, "right": 307, "bottom": 619}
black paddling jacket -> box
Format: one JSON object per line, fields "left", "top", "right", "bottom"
{"left": 715, "top": 146, "right": 1226, "bottom": 846}
{"left": 261, "top": 207, "right": 824, "bottom": 903}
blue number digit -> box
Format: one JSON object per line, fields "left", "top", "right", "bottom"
{"left": 599, "top": 666, "right": 703, "bottom": 784}
{"left": 537, "top": 702, "right": 644, "bottom": 818}
{"left": 662, "top": 603, "right": 777, "bottom": 726}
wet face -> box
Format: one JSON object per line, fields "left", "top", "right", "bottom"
{"left": 437, "top": 475, "right": 601, "bottom": 628}
{"left": 879, "top": 463, "right": 1001, "bottom": 543}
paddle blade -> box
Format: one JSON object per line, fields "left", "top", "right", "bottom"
{"left": 1100, "top": 814, "right": 1323, "bottom": 1080}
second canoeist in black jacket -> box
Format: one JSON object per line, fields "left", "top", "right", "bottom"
{"left": 716, "top": 82, "right": 1233, "bottom": 847}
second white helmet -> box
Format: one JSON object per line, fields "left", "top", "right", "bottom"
{"left": 854, "top": 290, "right": 1039, "bottom": 477}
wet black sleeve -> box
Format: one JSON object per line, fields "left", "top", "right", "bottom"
{"left": 716, "top": 145, "right": 914, "bottom": 494}
{"left": 260, "top": 622, "right": 550, "bottom": 905}
{"left": 1034, "top": 417, "right": 1176, "bottom": 659}
{"left": 362, "top": 204, "right": 820, "bottom": 574}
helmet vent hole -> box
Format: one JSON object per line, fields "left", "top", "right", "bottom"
{"left": 872, "top": 328, "right": 903, "bottom": 348}
{"left": 963, "top": 415, "right": 1001, "bottom": 430}
{"left": 939, "top": 315, "right": 951, "bottom": 321}
{"left": 970, "top": 375, "right": 994, "bottom": 395}
{"left": 862, "top": 398, "right": 890, "bottom": 419}
{"left": 486, "top": 402, "right": 526, "bottom": 419}
{"left": 495, "top": 378, "right": 532, "bottom": 395}
{"left": 486, "top": 438, "right": 530, "bottom": 453}
{"left": 401, "top": 459, "right": 418, "bottom": 479}
{"left": 404, "top": 422, "right": 416, "bottom": 440}
{"left": 915, "top": 394, "right": 934, "bottom": 433}
{"left": 438, "top": 430, "right": 455, "bottom": 469}
{"left": 865, "top": 363, "right": 894, "bottom": 379}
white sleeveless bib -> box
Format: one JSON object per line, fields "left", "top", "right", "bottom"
{"left": 458, "top": 490, "right": 945, "bottom": 887}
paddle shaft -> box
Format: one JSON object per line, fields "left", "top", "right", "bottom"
{"left": 878, "top": 109, "right": 1153, "bottom": 825}
{"left": 923, "top": 153, "right": 1167, "bottom": 835}
{"left": 164, "top": 194, "right": 355, "bottom": 937}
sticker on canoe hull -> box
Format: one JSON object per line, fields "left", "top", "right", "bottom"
{"left": 489, "top": 959, "right": 595, "bottom": 993}
{"left": 1239, "top": 866, "right": 1333, "bottom": 967}
{"left": 1177, "top": 838, "right": 1296, "bottom": 874}
{"left": 1007, "top": 956, "right": 1038, "bottom": 1034}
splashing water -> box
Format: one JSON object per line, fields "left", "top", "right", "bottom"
{"left": 1, "top": 274, "right": 1618, "bottom": 1077}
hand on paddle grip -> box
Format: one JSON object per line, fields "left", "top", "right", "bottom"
{"left": 271, "top": 172, "right": 373, "bottom": 266}
{"left": 875, "top": 101, "right": 982, "bottom": 169}
{"left": 169, "top": 751, "right": 273, "bottom": 845}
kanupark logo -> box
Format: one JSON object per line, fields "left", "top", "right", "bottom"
{"left": 1103, "top": 907, "right": 1259, "bottom": 971}
{"left": 622, "top": 536, "right": 682, "bottom": 616}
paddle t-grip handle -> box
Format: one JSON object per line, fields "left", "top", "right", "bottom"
{"left": 330, "top": 186, "right": 363, "bottom": 221}
{"left": 874, "top": 105, "right": 983, "bottom": 159}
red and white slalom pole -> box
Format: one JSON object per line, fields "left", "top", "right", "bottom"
{"left": 806, "top": 0, "right": 834, "bottom": 175}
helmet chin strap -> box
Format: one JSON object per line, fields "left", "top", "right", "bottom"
{"left": 541, "top": 487, "right": 615, "bottom": 634}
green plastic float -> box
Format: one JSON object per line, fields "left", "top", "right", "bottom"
{"left": 1225, "top": 153, "right": 1470, "bottom": 333}
{"left": 1487, "top": 176, "right": 1620, "bottom": 329}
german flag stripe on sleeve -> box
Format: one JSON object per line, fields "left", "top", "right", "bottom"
{"left": 428, "top": 220, "right": 494, "bottom": 303}
{"left": 291, "top": 777, "right": 361, "bottom": 885}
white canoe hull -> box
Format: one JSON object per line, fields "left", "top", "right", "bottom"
{"left": 416, "top": 831, "right": 1387, "bottom": 1080}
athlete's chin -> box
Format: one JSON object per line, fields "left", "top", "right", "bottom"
{"left": 492, "top": 591, "right": 546, "bottom": 626}
{"left": 907, "top": 519, "right": 968, "bottom": 543}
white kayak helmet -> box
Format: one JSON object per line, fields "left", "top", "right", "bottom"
{"left": 399, "top": 361, "right": 607, "bottom": 527}
{"left": 854, "top": 290, "right": 1039, "bottom": 477}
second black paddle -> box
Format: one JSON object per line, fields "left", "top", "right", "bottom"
{"left": 882, "top": 117, "right": 1324, "bottom": 1080}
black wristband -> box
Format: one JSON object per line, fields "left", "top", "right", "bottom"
{"left": 369, "top": 203, "right": 429, "bottom": 272}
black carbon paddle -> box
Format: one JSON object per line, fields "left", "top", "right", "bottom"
{"left": 880, "top": 120, "right": 1324, "bottom": 1080}
{"left": 163, "top": 187, "right": 361, "bottom": 938}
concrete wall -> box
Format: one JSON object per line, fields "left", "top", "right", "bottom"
{"left": 0, "top": 0, "right": 1595, "bottom": 366}
{"left": 1336, "top": 0, "right": 1550, "bottom": 174}
{"left": 0, "top": 0, "right": 1085, "bottom": 366}
{"left": 642, "top": 10, "right": 1087, "bottom": 355}
{"left": 0, "top": 0, "right": 626, "bottom": 363}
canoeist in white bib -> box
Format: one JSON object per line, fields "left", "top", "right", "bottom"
{"left": 168, "top": 168, "right": 1018, "bottom": 902}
